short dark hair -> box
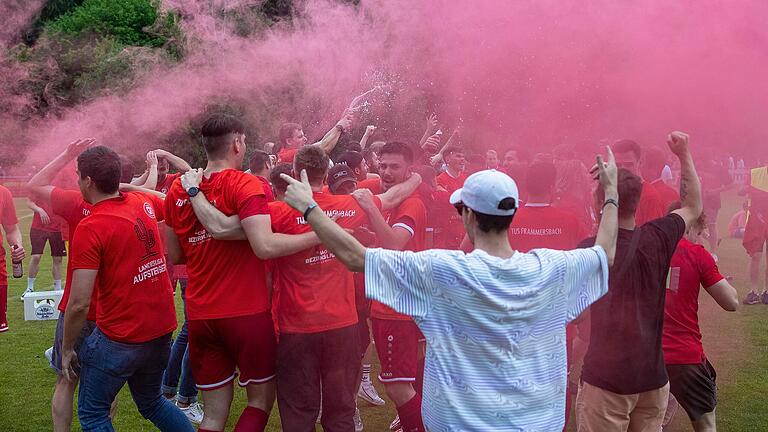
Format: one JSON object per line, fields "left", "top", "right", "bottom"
{"left": 379, "top": 141, "right": 413, "bottom": 164}
{"left": 294, "top": 145, "right": 329, "bottom": 185}
{"left": 597, "top": 168, "right": 643, "bottom": 219}
{"left": 119, "top": 155, "right": 135, "bottom": 184}
{"left": 473, "top": 209, "right": 514, "bottom": 234}
{"left": 337, "top": 151, "right": 364, "bottom": 170}
{"left": 249, "top": 150, "right": 271, "bottom": 173}
{"left": 277, "top": 122, "right": 302, "bottom": 146}
{"left": 77, "top": 146, "right": 121, "bottom": 194}
{"left": 614, "top": 139, "right": 642, "bottom": 161}
{"left": 269, "top": 163, "right": 293, "bottom": 196}
{"left": 526, "top": 162, "right": 557, "bottom": 196}
{"left": 201, "top": 114, "right": 245, "bottom": 159}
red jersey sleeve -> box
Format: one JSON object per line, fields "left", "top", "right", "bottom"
{"left": 232, "top": 174, "right": 269, "bottom": 220}
{"left": 0, "top": 186, "right": 18, "bottom": 226}
{"left": 51, "top": 188, "right": 82, "bottom": 222}
{"left": 697, "top": 246, "right": 725, "bottom": 288}
{"left": 148, "top": 193, "right": 165, "bottom": 222}
{"left": 70, "top": 223, "right": 103, "bottom": 270}
{"left": 391, "top": 197, "right": 424, "bottom": 235}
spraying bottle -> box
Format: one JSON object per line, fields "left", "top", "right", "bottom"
{"left": 11, "top": 245, "right": 23, "bottom": 278}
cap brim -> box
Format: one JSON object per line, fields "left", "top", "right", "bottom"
{"left": 449, "top": 188, "right": 463, "bottom": 205}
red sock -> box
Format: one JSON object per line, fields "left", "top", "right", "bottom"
{"left": 0, "top": 285, "right": 7, "bottom": 325}
{"left": 233, "top": 406, "right": 269, "bottom": 432}
{"left": 396, "top": 394, "right": 425, "bottom": 432}
{"left": 414, "top": 357, "right": 425, "bottom": 395}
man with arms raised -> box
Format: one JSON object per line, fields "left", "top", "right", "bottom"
{"left": 274, "top": 111, "right": 353, "bottom": 163}
{"left": 164, "top": 114, "right": 320, "bottom": 432}
{"left": 278, "top": 148, "right": 619, "bottom": 431}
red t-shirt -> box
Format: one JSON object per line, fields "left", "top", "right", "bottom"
{"left": 371, "top": 194, "right": 427, "bottom": 321}
{"left": 357, "top": 177, "right": 383, "bottom": 194}
{"left": 0, "top": 185, "right": 19, "bottom": 282}
{"left": 256, "top": 175, "right": 275, "bottom": 202}
{"left": 650, "top": 180, "right": 680, "bottom": 213}
{"left": 277, "top": 148, "right": 299, "bottom": 164}
{"left": 508, "top": 204, "right": 584, "bottom": 252}
{"left": 164, "top": 169, "right": 270, "bottom": 320}
{"left": 156, "top": 173, "right": 181, "bottom": 194}
{"left": 663, "top": 237, "right": 724, "bottom": 364}
{"left": 436, "top": 171, "right": 468, "bottom": 193}
{"left": 31, "top": 201, "right": 63, "bottom": 232}
{"left": 432, "top": 188, "right": 463, "bottom": 249}
{"left": 636, "top": 181, "right": 667, "bottom": 226}
{"left": 270, "top": 192, "right": 381, "bottom": 333}
{"left": 50, "top": 188, "right": 95, "bottom": 317}
{"left": 71, "top": 192, "right": 176, "bottom": 343}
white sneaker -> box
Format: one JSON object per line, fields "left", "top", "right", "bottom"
{"left": 354, "top": 407, "right": 364, "bottom": 432}
{"left": 177, "top": 401, "right": 204, "bottom": 425}
{"left": 45, "top": 347, "right": 54, "bottom": 363}
{"left": 20, "top": 288, "right": 33, "bottom": 301}
{"left": 358, "top": 380, "right": 385, "bottom": 406}
{"left": 389, "top": 415, "right": 401, "bottom": 431}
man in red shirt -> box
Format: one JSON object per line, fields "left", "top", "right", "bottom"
{"left": 59, "top": 146, "right": 191, "bottom": 431}
{"left": 274, "top": 110, "right": 353, "bottom": 163}
{"left": 249, "top": 150, "right": 275, "bottom": 202}
{"left": 355, "top": 142, "right": 429, "bottom": 432}
{"left": 663, "top": 211, "right": 739, "bottom": 431}
{"left": 23, "top": 198, "right": 65, "bottom": 297}
{"left": 164, "top": 114, "right": 320, "bottom": 432}
{"left": 131, "top": 149, "right": 191, "bottom": 194}
{"left": 642, "top": 147, "right": 680, "bottom": 211}
{"left": 434, "top": 147, "right": 468, "bottom": 249}
{"left": 0, "top": 184, "right": 25, "bottom": 333}
{"left": 613, "top": 139, "right": 667, "bottom": 226}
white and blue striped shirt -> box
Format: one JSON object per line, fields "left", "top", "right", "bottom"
{"left": 365, "top": 246, "right": 609, "bottom": 431}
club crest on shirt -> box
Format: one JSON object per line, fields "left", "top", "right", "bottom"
{"left": 143, "top": 202, "right": 156, "bottom": 219}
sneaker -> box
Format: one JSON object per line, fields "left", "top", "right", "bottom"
{"left": 358, "top": 380, "right": 386, "bottom": 406}
{"left": 389, "top": 415, "right": 401, "bottom": 431}
{"left": 45, "top": 347, "right": 54, "bottom": 363}
{"left": 0, "top": 322, "right": 8, "bottom": 333}
{"left": 354, "top": 407, "right": 364, "bottom": 432}
{"left": 744, "top": 291, "right": 760, "bottom": 305}
{"left": 177, "top": 401, "right": 204, "bottom": 425}
{"left": 761, "top": 292, "right": 768, "bottom": 305}
{"left": 20, "top": 287, "right": 33, "bottom": 301}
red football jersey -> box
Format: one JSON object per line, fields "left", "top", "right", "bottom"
{"left": 50, "top": 188, "right": 95, "bottom": 318}
{"left": 0, "top": 185, "right": 19, "bottom": 282}
{"left": 70, "top": 192, "right": 176, "bottom": 343}
{"left": 256, "top": 175, "right": 275, "bottom": 202}
{"left": 650, "top": 180, "right": 680, "bottom": 213}
{"left": 436, "top": 171, "right": 467, "bottom": 193}
{"left": 371, "top": 193, "right": 427, "bottom": 321}
{"left": 270, "top": 192, "right": 381, "bottom": 333}
{"left": 277, "top": 148, "right": 299, "bottom": 164}
{"left": 508, "top": 204, "right": 584, "bottom": 252}
{"left": 663, "top": 238, "right": 724, "bottom": 364}
{"left": 636, "top": 181, "right": 667, "bottom": 226}
{"left": 164, "top": 169, "right": 270, "bottom": 320}
{"left": 357, "top": 178, "right": 384, "bottom": 194}
{"left": 156, "top": 173, "right": 181, "bottom": 194}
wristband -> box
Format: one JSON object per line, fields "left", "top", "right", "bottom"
{"left": 335, "top": 124, "right": 345, "bottom": 134}
{"left": 303, "top": 202, "right": 318, "bottom": 220}
{"left": 602, "top": 198, "right": 619, "bottom": 212}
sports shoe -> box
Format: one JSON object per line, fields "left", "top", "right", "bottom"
{"left": 358, "top": 380, "right": 386, "bottom": 406}
{"left": 354, "top": 407, "right": 364, "bottom": 432}
{"left": 761, "top": 292, "right": 768, "bottom": 305}
{"left": 177, "top": 401, "right": 204, "bottom": 425}
{"left": 20, "top": 287, "right": 33, "bottom": 301}
{"left": 389, "top": 415, "right": 401, "bottom": 431}
{"left": 45, "top": 347, "right": 54, "bottom": 363}
{"left": 0, "top": 322, "right": 8, "bottom": 333}
{"left": 743, "top": 291, "right": 760, "bottom": 305}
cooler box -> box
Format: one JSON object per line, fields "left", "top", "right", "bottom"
{"left": 23, "top": 290, "right": 63, "bottom": 321}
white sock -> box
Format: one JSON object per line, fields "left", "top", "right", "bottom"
{"left": 27, "top": 278, "right": 35, "bottom": 290}
{"left": 54, "top": 280, "right": 62, "bottom": 291}
{"left": 362, "top": 364, "right": 371, "bottom": 382}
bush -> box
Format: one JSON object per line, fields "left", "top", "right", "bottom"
{"left": 46, "top": 0, "right": 167, "bottom": 47}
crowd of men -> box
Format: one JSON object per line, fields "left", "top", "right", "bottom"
{"left": 0, "top": 106, "right": 767, "bottom": 432}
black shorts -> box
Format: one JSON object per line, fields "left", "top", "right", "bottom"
{"left": 30, "top": 228, "right": 66, "bottom": 257}
{"left": 667, "top": 359, "right": 718, "bottom": 421}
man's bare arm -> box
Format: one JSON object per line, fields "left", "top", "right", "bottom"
{"left": 163, "top": 225, "right": 186, "bottom": 264}
{"left": 61, "top": 269, "right": 97, "bottom": 381}
{"left": 591, "top": 148, "right": 619, "bottom": 267}
{"left": 27, "top": 139, "right": 95, "bottom": 202}
{"left": 241, "top": 215, "right": 321, "bottom": 260}
{"left": 353, "top": 189, "right": 411, "bottom": 250}
{"left": 377, "top": 173, "right": 421, "bottom": 211}
{"left": 155, "top": 149, "right": 192, "bottom": 172}
{"left": 668, "top": 132, "right": 703, "bottom": 231}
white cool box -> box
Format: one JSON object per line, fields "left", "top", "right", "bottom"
{"left": 23, "top": 290, "right": 63, "bottom": 321}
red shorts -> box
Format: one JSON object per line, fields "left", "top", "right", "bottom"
{"left": 372, "top": 318, "right": 422, "bottom": 383}
{"left": 188, "top": 311, "right": 276, "bottom": 390}
{"left": 743, "top": 214, "right": 768, "bottom": 256}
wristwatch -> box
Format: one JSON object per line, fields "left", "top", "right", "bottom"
{"left": 304, "top": 202, "right": 318, "bottom": 219}
{"left": 186, "top": 187, "right": 200, "bottom": 198}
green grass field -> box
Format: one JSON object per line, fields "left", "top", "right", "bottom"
{"left": 0, "top": 192, "right": 766, "bottom": 431}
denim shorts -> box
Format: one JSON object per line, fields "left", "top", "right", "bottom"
{"left": 50, "top": 311, "right": 97, "bottom": 375}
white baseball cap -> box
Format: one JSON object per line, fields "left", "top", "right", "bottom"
{"left": 449, "top": 169, "right": 519, "bottom": 216}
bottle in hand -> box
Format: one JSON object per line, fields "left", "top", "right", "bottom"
{"left": 11, "top": 245, "right": 22, "bottom": 278}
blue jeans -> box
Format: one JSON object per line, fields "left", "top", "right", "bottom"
{"left": 77, "top": 328, "right": 194, "bottom": 432}
{"left": 161, "top": 280, "right": 197, "bottom": 404}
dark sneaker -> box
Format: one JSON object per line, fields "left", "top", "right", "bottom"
{"left": 761, "top": 292, "right": 768, "bottom": 305}
{"left": 743, "top": 292, "right": 760, "bottom": 305}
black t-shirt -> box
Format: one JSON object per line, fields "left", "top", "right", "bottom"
{"left": 579, "top": 213, "right": 686, "bottom": 395}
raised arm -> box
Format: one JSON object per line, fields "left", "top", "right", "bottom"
{"left": 359, "top": 125, "right": 377, "bottom": 149}
{"left": 377, "top": 173, "right": 421, "bottom": 211}
{"left": 281, "top": 170, "right": 367, "bottom": 272}
{"left": 419, "top": 113, "right": 439, "bottom": 148}
{"left": 155, "top": 149, "right": 192, "bottom": 172}
{"left": 591, "top": 147, "right": 619, "bottom": 266}
{"left": 668, "top": 132, "right": 703, "bottom": 231}
{"left": 131, "top": 169, "right": 150, "bottom": 186}
{"left": 119, "top": 183, "right": 166, "bottom": 199}
{"left": 181, "top": 169, "right": 245, "bottom": 240}
{"left": 27, "top": 138, "right": 95, "bottom": 201}
{"left": 313, "top": 111, "right": 353, "bottom": 155}
{"left": 141, "top": 151, "right": 159, "bottom": 191}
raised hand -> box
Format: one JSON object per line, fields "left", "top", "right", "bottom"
{"left": 146, "top": 151, "right": 158, "bottom": 167}
{"left": 426, "top": 113, "right": 438, "bottom": 130}
{"left": 352, "top": 188, "right": 377, "bottom": 212}
{"left": 666, "top": 131, "right": 690, "bottom": 156}
{"left": 365, "top": 125, "right": 377, "bottom": 135}
{"left": 590, "top": 146, "right": 618, "bottom": 194}
{"left": 422, "top": 134, "right": 441, "bottom": 154}
{"left": 280, "top": 169, "right": 316, "bottom": 213}
{"left": 65, "top": 138, "right": 96, "bottom": 158}
{"left": 181, "top": 168, "right": 204, "bottom": 190}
